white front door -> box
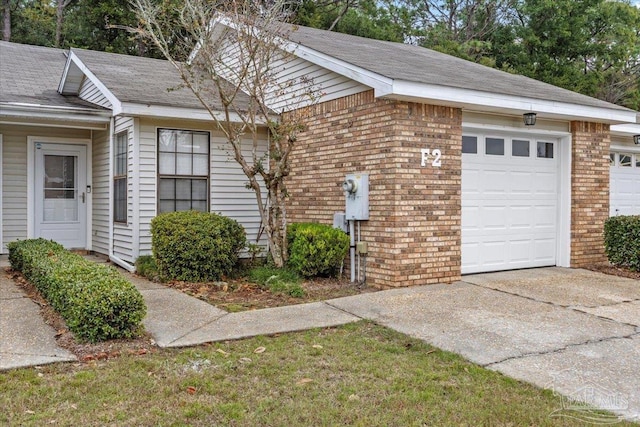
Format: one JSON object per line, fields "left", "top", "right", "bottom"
{"left": 34, "top": 143, "right": 87, "bottom": 248}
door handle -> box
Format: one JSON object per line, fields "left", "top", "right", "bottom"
{"left": 81, "top": 192, "right": 85, "bottom": 203}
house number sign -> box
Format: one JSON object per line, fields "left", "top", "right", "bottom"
{"left": 421, "top": 148, "right": 442, "bottom": 167}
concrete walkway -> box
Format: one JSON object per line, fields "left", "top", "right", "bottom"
{"left": 1, "top": 259, "right": 638, "bottom": 421}
{"left": 0, "top": 260, "right": 76, "bottom": 369}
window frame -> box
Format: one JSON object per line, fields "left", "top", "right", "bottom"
{"left": 157, "top": 128, "right": 210, "bottom": 214}
{"left": 113, "top": 131, "right": 128, "bottom": 224}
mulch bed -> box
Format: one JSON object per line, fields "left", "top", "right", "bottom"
{"left": 158, "top": 275, "right": 375, "bottom": 312}
{"left": 586, "top": 263, "right": 640, "bottom": 280}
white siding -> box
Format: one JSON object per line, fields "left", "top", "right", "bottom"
{"left": 137, "top": 119, "right": 158, "bottom": 256}
{"left": 112, "top": 116, "right": 135, "bottom": 263}
{"left": 210, "top": 131, "right": 268, "bottom": 245}
{"left": 216, "top": 39, "right": 369, "bottom": 113}
{"left": 91, "top": 128, "right": 110, "bottom": 255}
{"left": 79, "top": 77, "right": 113, "bottom": 109}
{"left": 0, "top": 125, "right": 91, "bottom": 252}
{"left": 136, "top": 118, "right": 267, "bottom": 256}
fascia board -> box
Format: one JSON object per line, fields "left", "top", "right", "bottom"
{"left": 64, "top": 50, "right": 122, "bottom": 114}
{"left": 58, "top": 53, "right": 76, "bottom": 94}
{"left": 283, "top": 43, "right": 393, "bottom": 96}
{"left": 120, "top": 102, "right": 270, "bottom": 124}
{"left": 0, "top": 103, "right": 111, "bottom": 124}
{"left": 211, "top": 16, "right": 393, "bottom": 96}
{"left": 391, "top": 80, "right": 637, "bottom": 124}
{"left": 611, "top": 123, "right": 640, "bottom": 135}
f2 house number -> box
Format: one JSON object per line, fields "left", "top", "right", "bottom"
{"left": 421, "top": 148, "right": 442, "bottom": 167}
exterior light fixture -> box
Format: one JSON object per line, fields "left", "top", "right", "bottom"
{"left": 523, "top": 112, "right": 537, "bottom": 126}
{"left": 634, "top": 135, "right": 640, "bottom": 145}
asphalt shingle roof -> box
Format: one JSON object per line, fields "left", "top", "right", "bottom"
{"left": 286, "top": 24, "right": 632, "bottom": 113}
{"left": 70, "top": 48, "right": 226, "bottom": 110}
{"left": 0, "top": 41, "right": 96, "bottom": 109}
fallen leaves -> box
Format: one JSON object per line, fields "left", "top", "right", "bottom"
{"left": 296, "top": 378, "right": 314, "bottom": 386}
{"left": 253, "top": 346, "right": 266, "bottom": 354}
{"left": 186, "top": 386, "right": 197, "bottom": 395}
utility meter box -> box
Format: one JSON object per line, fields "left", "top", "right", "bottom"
{"left": 342, "top": 173, "right": 369, "bottom": 220}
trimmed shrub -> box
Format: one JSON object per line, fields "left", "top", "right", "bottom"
{"left": 151, "top": 211, "right": 246, "bottom": 282}
{"left": 604, "top": 215, "right": 640, "bottom": 271}
{"left": 7, "top": 239, "right": 146, "bottom": 342}
{"left": 287, "top": 222, "right": 349, "bottom": 278}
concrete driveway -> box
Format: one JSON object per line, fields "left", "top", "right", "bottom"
{"left": 328, "top": 267, "right": 640, "bottom": 422}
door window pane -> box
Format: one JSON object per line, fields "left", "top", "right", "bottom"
{"left": 537, "top": 142, "right": 554, "bottom": 158}
{"left": 44, "top": 155, "right": 77, "bottom": 222}
{"left": 462, "top": 136, "right": 477, "bottom": 154}
{"left": 512, "top": 140, "right": 530, "bottom": 157}
{"left": 486, "top": 138, "right": 504, "bottom": 155}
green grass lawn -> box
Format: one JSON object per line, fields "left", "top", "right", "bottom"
{"left": 0, "top": 322, "right": 630, "bottom": 426}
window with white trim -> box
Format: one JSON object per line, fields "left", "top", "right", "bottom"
{"left": 113, "top": 132, "right": 127, "bottom": 223}
{"left": 157, "top": 129, "right": 209, "bottom": 213}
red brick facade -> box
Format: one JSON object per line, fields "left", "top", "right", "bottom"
{"left": 570, "top": 121, "right": 611, "bottom": 267}
{"left": 286, "top": 91, "right": 462, "bottom": 288}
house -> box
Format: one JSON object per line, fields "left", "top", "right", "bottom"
{"left": 0, "top": 41, "right": 268, "bottom": 271}
{"left": 1, "top": 22, "right": 638, "bottom": 287}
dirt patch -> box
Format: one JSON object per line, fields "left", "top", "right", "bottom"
{"left": 7, "top": 268, "right": 157, "bottom": 363}
{"left": 586, "top": 264, "right": 640, "bottom": 280}
{"left": 162, "top": 275, "right": 377, "bottom": 312}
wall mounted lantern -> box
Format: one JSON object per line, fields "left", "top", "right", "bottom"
{"left": 523, "top": 112, "right": 537, "bottom": 126}
{"left": 634, "top": 134, "right": 640, "bottom": 145}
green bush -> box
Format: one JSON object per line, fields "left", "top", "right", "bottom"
{"left": 151, "top": 211, "right": 246, "bottom": 282}
{"left": 248, "top": 266, "right": 305, "bottom": 298}
{"left": 287, "top": 222, "right": 349, "bottom": 278}
{"left": 7, "top": 239, "right": 146, "bottom": 342}
{"left": 604, "top": 215, "right": 640, "bottom": 271}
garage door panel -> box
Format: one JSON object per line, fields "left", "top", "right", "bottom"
{"left": 610, "top": 152, "right": 640, "bottom": 216}
{"left": 534, "top": 205, "right": 556, "bottom": 228}
{"left": 462, "top": 135, "right": 558, "bottom": 274}
{"left": 484, "top": 170, "right": 509, "bottom": 194}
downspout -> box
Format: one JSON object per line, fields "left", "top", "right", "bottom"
{"left": 108, "top": 116, "right": 135, "bottom": 272}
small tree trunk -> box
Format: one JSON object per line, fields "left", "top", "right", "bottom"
{"left": 2, "top": 0, "right": 10, "bottom": 41}
{"left": 55, "top": 0, "right": 68, "bottom": 47}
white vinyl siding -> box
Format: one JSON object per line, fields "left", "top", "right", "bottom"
{"left": 112, "top": 116, "right": 135, "bottom": 263}
{"left": 91, "top": 128, "right": 110, "bottom": 255}
{"left": 79, "top": 77, "right": 113, "bottom": 109}
{"left": 0, "top": 125, "right": 91, "bottom": 252}
{"left": 210, "top": 131, "right": 267, "bottom": 245}
{"left": 216, "top": 39, "right": 369, "bottom": 113}
{"left": 136, "top": 118, "right": 267, "bottom": 257}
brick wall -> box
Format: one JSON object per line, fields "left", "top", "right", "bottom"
{"left": 286, "top": 90, "right": 462, "bottom": 288}
{"left": 570, "top": 121, "right": 610, "bottom": 267}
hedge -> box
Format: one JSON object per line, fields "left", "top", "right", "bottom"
{"left": 7, "top": 239, "right": 146, "bottom": 342}
{"left": 287, "top": 222, "right": 349, "bottom": 278}
{"left": 604, "top": 215, "right": 640, "bottom": 271}
{"left": 151, "top": 211, "right": 246, "bottom": 282}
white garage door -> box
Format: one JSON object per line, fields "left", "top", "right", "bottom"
{"left": 462, "top": 134, "right": 558, "bottom": 274}
{"left": 610, "top": 152, "right": 640, "bottom": 216}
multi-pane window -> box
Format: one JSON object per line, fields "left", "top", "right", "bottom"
{"left": 158, "top": 129, "right": 209, "bottom": 213}
{"left": 113, "top": 132, "right": 127, "bottom": 223}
